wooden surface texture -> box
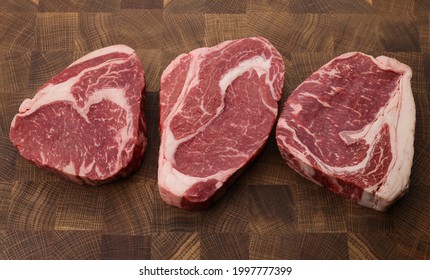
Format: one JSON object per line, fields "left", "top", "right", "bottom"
{"left": 1, "top": 0, "right": 430, "bottom": 259}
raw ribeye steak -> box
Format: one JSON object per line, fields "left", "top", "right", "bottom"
{"left": 9, "top": 45, "right": 146, "bottom": 185}
{"left": 158, "top": 37, "right": 285, "bottom": 210}
{"left": 276, "top": 52, "right": 415, "bottom": 211}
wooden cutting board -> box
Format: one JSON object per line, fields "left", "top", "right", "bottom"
{"left": 1, "top": 0, "right": 430, "bottom": 260}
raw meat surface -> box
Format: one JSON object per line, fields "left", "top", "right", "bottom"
{"left": 9, "top": 45, "right": 146, "bottom": 185}
{"left": 158, "top": 37, "right": 285, "bottom": 210}
{"left": 276, "top": 52, "right": 415, "bottom": 211}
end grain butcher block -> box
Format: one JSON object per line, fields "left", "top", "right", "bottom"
{"left": 9, "top": 45, "right": 147, "bottom": 185}
{"left": 276, "top": 52, "right": 415, "bottom": 211}
{"left": 158, "top": 37, "right": 285, "bottom": 210}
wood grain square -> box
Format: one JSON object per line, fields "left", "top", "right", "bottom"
{"left": 137, "top": 49, "right": 162, "bottom": 92}
{"left": 374, "top": 0, "right": 415, "bottom": 14}
{"left": 247, "top": 0, "right": 288, "bottom": 12}
{"left": 0, "top": 182, "right": 13, "bottom": 230}
{"left": 331, "top": 14, "right": 420, "bottom": 53}
{"left": 395, "top": 234, "right": 430, "bottom": 259}
{"left": 35, "top": 13, "right": 78, "bottom": 51}
{"left": 152, "top": 194, "right": 203, "bottom": 232}
{"left": 346, "top": 204, "right": 394, "bottom": 233}
{"left": 152, "top": 232, "right": 200, "bottom": 259}
{"left": 51, "top": 230, "right": 101, "bottom": 259}
{"left": 391, "top": 184, "right": 430, "bottom": 237}
{"left": 204, "top": 14, "right": 248, "bottom": 47}
{"left": 0, "top": 230, "right": 5, "bottom": 259}
{"left": 122, "top": 0, "right": 163, "bottom": 9}
{"left": 0, "top": 0, "right": 38, "bottom": 12}
{"left": 299, "top": 233, "right": 348, "bottom": 259}
{"left": 39, "top": 0, "right": 120, "bottom": 12}
{"left": 200, "top": 183, "right": 249, "bottom": 233}
{"left": 0, "top": 51, "right": 31, "bottom": 94}
{"left": 287, "top": 0, "right": 373, "bottom": 13}
{"left": 117, "top": 10, "right": 163, "bottom": 51}
{"left": 419, "top": 15, "right": 430, "bottom": 54}
{"left": 162, "top": 14, "right": 205, "bottom": 53}
{"left": 249, "top": 234, "right": 301, "bottom": 259}
{"left": 296, "top": 183, "right": 348, "bottom": 233}
{"left": 415, "top": 0, "right": 430, "bottom": 15}
{"left": 101, "top": 235, "right": 151, "bottom": 260}
{"left": 423, "top": 53, "right": 430, "bottom": 109}
{"left": 206, "top": 0, "right": 247, "bottom": 14}
{"left": 0, "top": 137, "right": 16, "bottom": 180}
{"left": 75, "top": 13, "right": 120, "bottom": 52}
{"left": 250, "top": 233, "right": 348, "bottom": 259}
{"left": 377, "top": 17, "right": 420, "bottom": 52}
{"left": 247, "top": 13, "right": 333, "bottom": 55}
{"left": 201, "top": 233, "right": 249, "bottom": 259}
{"left": 163, "top": 0, "right": 207, "bottom": 14}
{"left": 248, "top": 185, "right": 297, "bottom": 234}
{"left": 1, "top": 230, "right": 53, "bottom": 259}
{"left": 103, "top": 180, "right": 154, "bottom": 235}
{"left": 165, "top": 0, "right": 246, "bottom": 14}
{"left": 349, "top": 233, "right": 430, "bottom": 259}
{"left": 0, "top": 13, "right": 36, "bottom": 51}
{"left": 247, "top": 0, "right": 373, "bottom": 13}
{"left": 7, "top": 181, "right": 60, "bottom": 230}
{"left": 55, "top": 183, "right": 105, "bottom": 231}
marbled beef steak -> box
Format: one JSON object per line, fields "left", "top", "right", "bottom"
{"left": 276, "top": 52, "right": 415, "bottom": 211}
{"left": 158, "top": 37, "right": 285, "bottom": 210}
{"left": 9, "top": 45, "right": 146, "bottom": 185}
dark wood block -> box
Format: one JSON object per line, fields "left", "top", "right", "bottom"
{"left": 122, "top": 0, "right": 163, "bottom": 9}
{"left": 331, "top": 14, "right": 420, "bottom": 53}
{"left": 103, "top": 179, "right": 154, "bottom": 235}
{"left": 101, "top": 235, "right": 151, "bottom": 260}
{"left": 296, "top": 183, "right": 348, "bottom": 233}
{"left": 151, "top": 194, "right": 203, "bottom": 232}
{"left": 39, "top": 0, "right": 120, "bottom": 12}
{"left": 248, "top": 185, "right": 298, "bottom": 234}
{"left": 201, "top": 233, "right": 249, "bottom": 259}
{"left": 0, "top": 182, "right": 13, "bottom": 230}
{"left": 200, "top": 183, "right": 249, "bottom": 233}
{"left": 0, "top": 137, "right": 16, "bottom": 181}
{"left": 250, "top": 233, "right": 348, "bottom": 259}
